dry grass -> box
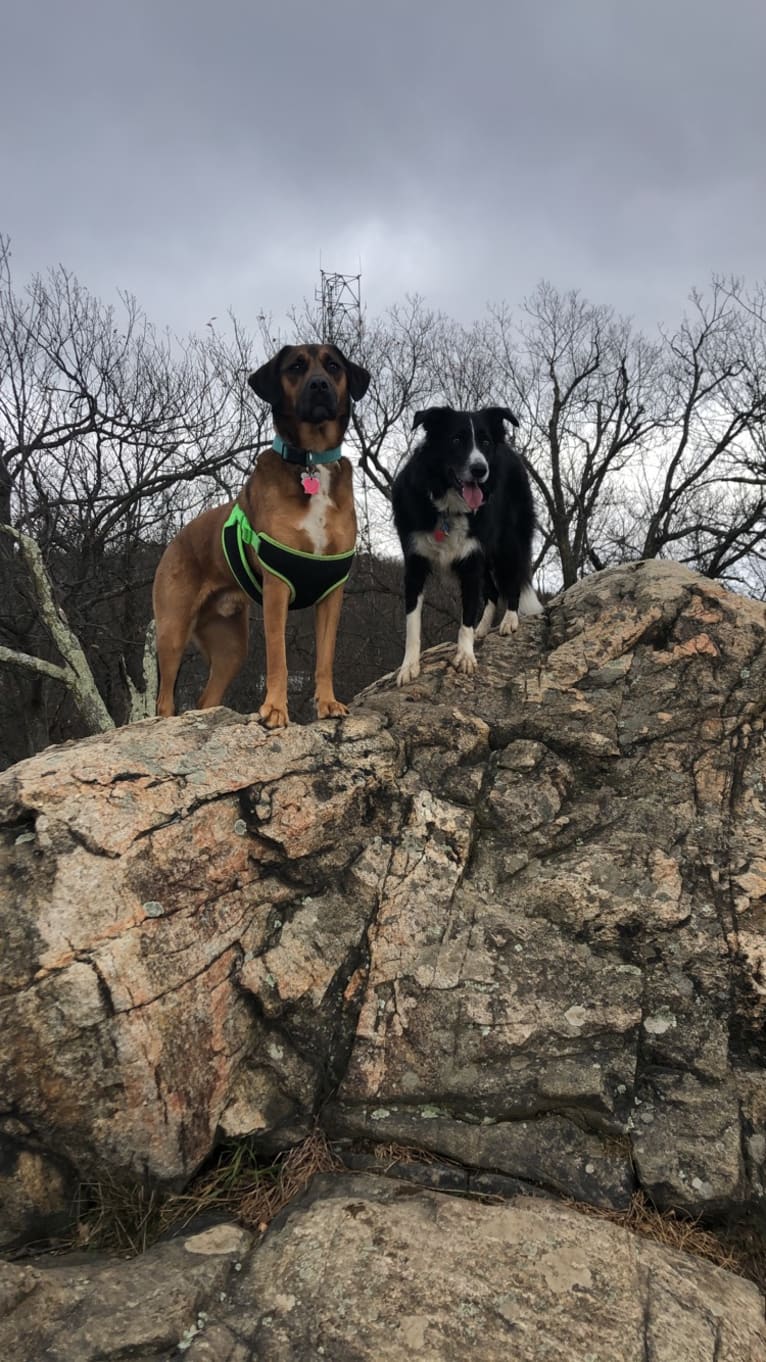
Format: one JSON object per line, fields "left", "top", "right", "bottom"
{"left": 73, "top": 1174, "right": 168, "bottom": 1257}
{"left": 74, "top": 1129, "right": 341, "bottom": 1256}
{"left": 237, "top": 1130, "right": 341, "bottom": 1231}
{"left": 564, "top": 1190, "right": 766, "bottom": 1292}
{"left": 372, "top": 1141, "right": 449, "bottom": 1170}
{"left": 64, "top": 1138, "right": 766, "bottom": 1297}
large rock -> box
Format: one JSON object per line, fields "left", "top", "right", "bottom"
{"left": 0, "top": 1220, "right": 252, "bottom": 1361}
{"left": 0, "top": 1133, "right": 75, "bottom": 1250}
{"left": 1, "top": 561, "right": 765, "bottom": 1225}
{"left": 0, "top": 710, "right": 400, "bottom": 1189}
{"left": 2, "top": 1176, "right": 763, "bottom": 1361}
{"left": 212, "top": 1175, "right": 766, "bottom": 1362}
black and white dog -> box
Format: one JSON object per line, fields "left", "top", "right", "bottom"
{"left": 391, "top": 405, "right": 542, "bottom": 686}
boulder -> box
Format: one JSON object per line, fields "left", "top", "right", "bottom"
{"left": 1, "top": 1176, "right": 763, "bottom": 1362}
{"left": 0, "top": 1133, "right": 75, "bottom": 1250}
{"left": 1, "top": 560, "right": 765, "bottom": 1227}
{"left": 0, "top": 709, "right": 400, "bottom": 1187}
{"left": 208, "top": 1175, "right": 766, "bottom": 1362}
{"left": 0, "top": 1220, "right": 252, "bottom": 1361}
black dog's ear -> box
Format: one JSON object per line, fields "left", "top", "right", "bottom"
{"left": 248, "top": 347, "right": 292, "bottom": 406}
{"left": 484, "top": 405, "right": 520, "bottom": 430}
{"left": 329, "top": 346, "right": 371, "bottom": 401}
{"left": 412, "top": 406, "right": 454, "bottom": 432}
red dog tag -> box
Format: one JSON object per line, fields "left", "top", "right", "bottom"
{"left": 434, "top": 528, "right": 447, "bottom": 542}
{"left": 301, "top": 472, "right": 321, "bottom": 495}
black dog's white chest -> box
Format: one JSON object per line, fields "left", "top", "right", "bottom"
{"left": 409, "top": 494, "right": 482, "bottom": 568}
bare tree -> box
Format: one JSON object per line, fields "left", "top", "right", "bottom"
{"left": 634, "top": 281, "right": 766, "bottom": 587}
{"left": 0, "top": 238, "right": 269, "bottom": 748}
{"left": 490, "top": 284, "right": 665, "bottom": 588}
{"left": 0, "top": 240, "right": 268, "bottom": 552}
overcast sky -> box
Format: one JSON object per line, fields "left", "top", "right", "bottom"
{"left": 2, "top": 0, "right": 764, "bottom": 341}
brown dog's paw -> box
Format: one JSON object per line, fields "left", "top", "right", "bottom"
{"left": 316, "top": 698, "right": 349, "bottom": 719}
{"left": 259, "top": 700, "right": 289, "bottom": 729}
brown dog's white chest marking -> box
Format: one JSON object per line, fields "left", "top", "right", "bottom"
{"left": 249, "top": 453, "right": 356, "bottom": 558}
{"left": 300, "top": 466, "right": 336, "bottom": 554}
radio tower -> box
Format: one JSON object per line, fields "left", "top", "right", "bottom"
{"left": 317, "top": 269, "right": 363, "bottom": 353}
{"left": 317, "top": 269, "right": 373, "bottom": 555}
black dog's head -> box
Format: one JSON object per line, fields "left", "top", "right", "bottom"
{"left": 411, "top": 405, "right": 519, "bottom": 510}
{"left": 248, "top": 343, "right": 370, "bottom": 450}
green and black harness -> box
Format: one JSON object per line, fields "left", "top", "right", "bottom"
{"left": 221, "top": 438, "right": 355, "bottom": 611}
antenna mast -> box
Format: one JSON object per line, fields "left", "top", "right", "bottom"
{"left": 316, "top": 269, "right": 363, "bottom": 352}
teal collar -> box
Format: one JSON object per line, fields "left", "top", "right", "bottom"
{"left": 272, "top": 434, "right": 343, "bottom": 467}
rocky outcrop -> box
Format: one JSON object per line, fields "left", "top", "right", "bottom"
{"left": 1, "top": 561, "right": 766, "bottom": 1236}
{"left": 0, "top": 1220, "right": 252, "bottom": 1361}
{"left": 0, "top": 708, "right": 400, "bottom": 1198}
{"left": 1, "top": 1176, "right": 763, "bottom": 1361}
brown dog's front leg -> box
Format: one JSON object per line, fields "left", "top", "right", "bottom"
{"left": 259, "top": 573, "right": 291, "bottom": 728}
{"left": 314, "top": 586, "right": 348, "bottom": 719}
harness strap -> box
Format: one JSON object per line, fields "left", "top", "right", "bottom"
{"left": 222, "top": 504, "right": 264, "bottom": 599}
{"left": 221, "top": 504, "right": 355, "bottom": 612}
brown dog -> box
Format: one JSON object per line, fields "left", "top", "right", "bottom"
{"left": 152, "top": 343, "right": 370, "bottom": 728}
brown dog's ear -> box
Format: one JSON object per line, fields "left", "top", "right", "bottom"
{"left": 328, "top": 345, "right": 371, "bottom": 401}
{"left": 248, "top": 347, "right": 292, "bottom": 406}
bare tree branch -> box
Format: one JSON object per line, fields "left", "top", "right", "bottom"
{"left": 0, "top": 523, "right": 114, "bottom": 732}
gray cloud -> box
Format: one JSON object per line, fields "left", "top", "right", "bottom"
{"left": 2, "top": 0, "right": 764, "bottom": 336}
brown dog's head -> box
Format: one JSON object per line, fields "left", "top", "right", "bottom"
{"left": 248, "top": 343, "right": 370, "bottom": 451}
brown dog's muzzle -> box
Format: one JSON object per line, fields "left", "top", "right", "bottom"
{"left": 296, "top": 366, "right": 341, "bottom": 423}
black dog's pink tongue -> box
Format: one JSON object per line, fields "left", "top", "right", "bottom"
{"left": 461, "top": 482, "right": 484, "bottom": 510}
